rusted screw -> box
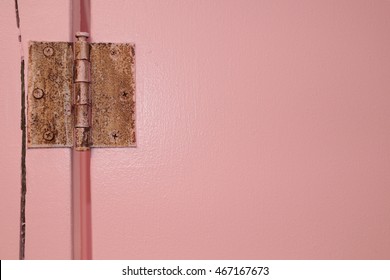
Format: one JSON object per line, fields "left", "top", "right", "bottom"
{"left": 111, "top": 131, "right": 119, "bottom": 141}
{"left": 120, "top": 90, "right": 129, "bottom": 101}
{"left": 43, "top": 131, "right": 55, "bottom": 141}
{"left": 33, "top": 88, "right": 44, "bottom": 99}
{"left": 43, "top": 46, "right": 54, "bottom": 57}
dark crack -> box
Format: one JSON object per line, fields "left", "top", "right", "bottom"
{"left": 15, "top": 0, "right": 27, "bottom": 260}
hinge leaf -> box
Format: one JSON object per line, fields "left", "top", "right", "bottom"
{"left": 90, "top": 43, "right": 136, "bottom": 147}
{"left": 27, "top": 42, "right": 73, "bottom": 148}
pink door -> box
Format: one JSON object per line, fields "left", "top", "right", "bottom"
{"left": 1, "top": 0, "right": 390, "bottom": 259}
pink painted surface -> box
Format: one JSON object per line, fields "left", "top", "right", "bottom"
{"left": 0, "top": 0, "right": 22, "bottom": 260}
{"left": 72, "top": 0, "right": 92, "bottom": 260}
{"left": 1, "top": 0, "right": 390, "bottom": 259}
{"left": 72, "top": 150, "right": 92, "bottom": 259}
{"left": 90, "top": 0, "right": 390, "bottom": 259}
{"left": 22, "top": 1, "right": 73, "bottom": 260}
{"left": 1, "top": 0, "right": 72, "bottom": 259}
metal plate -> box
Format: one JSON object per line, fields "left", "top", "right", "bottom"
{"left": 90, "top": 43, "right": 136, "bottom": 147}
{"left": 27, "top": 42, "right": 73, "bottom": 148}
{"left": 27, "top": 41, "right": 136, "bottom": 148}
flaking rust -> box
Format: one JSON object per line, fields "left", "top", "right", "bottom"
{"left": 27, "top": 40, "right": 136, "bottom": 148}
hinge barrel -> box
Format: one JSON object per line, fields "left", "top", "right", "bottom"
{"left": 74, "top": 32, "right": 91, "bottom": 151}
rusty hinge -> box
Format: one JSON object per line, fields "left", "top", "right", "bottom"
{"left": 27, "top": 32, "right": 136, "bottom": 150}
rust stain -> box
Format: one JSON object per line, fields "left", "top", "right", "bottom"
{"left": 27, "top": 41, "right": 136, "bottom": 148}
{"left": 90, "top": 43, "right": 136, "bottom": 147}
{"left": 27, "top": 42, "right": 73, "bottom": 147}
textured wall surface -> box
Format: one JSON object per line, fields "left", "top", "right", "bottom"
{"left": 1, "top": 0, "right": 390, "bottom": 259}
{"left": 0, "top": 0, "right": 22, "bottom": 260}
{"left": 0, "top": 0, "right": 72, "bottom": 259}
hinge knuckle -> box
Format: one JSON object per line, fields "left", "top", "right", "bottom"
{"left": 75, "top": 105, "right": 90, "bottom": 127}
{"left": 75, "top": 41, "right": 90, "bottom": 60}
{"left": 75, "top": 83, "right": 90, "bottom": 105}
{"left": 74, "top": 60, "right": 91, "bottom": 83}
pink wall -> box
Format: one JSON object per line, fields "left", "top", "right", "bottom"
{"left": 1, "top": 0, "right": 72, "bottom": 259}
{"left": 1, "top": 0, "right": 390, "bottom": 259}
{"left": 0, "top": 0, "right": 22, "bottom": 260}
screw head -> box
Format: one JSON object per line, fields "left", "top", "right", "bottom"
{"left": 110, "top": 48, "right": 119, "bottom": 56}
{"left": 119, "top": 90, "right": 129, "bottom": 101}
{"left": 43, "top": 131, "right": 55, "bottom": 141}
{"left": 111, "top": 130, "right": 120, "bottom": 141}
{"left": 33, "top": 88, "right": 44, "bottom": 99}
{"left": 43, "top": 46, "right": 54, "bottom": 57}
